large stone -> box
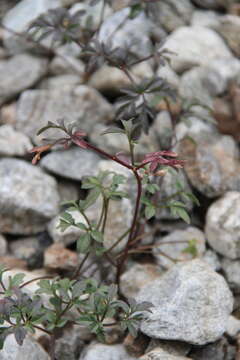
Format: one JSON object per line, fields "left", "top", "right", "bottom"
{"left": 191, "top": 10, "right": 221, "bottom": 28}
{"left": 40, "top": 147, "right": 101, "bottom": 181}
{"left": 153, "top": 227, "right": 206, "bottom": 269}
{"left": 49, "top": 55, "right": 85, "bottom": 76}
{"left": 222, "top": 258, "right": 240, "bottom": 292}
{"left": 0, "top": 54, "right": 47, "bottom": 105}
{"left": 0, "top": 124, "right": 32, "bottom": 157}
{"left": 0, "top": 158, "right": 59, "bottom": 234}
{"left": 213, "top": 15, "right": 240, "bottom": 57}
{"left": 137, "top": 259, "right": 233, "bottom": 345}
{"left": 0, "top": 334, "right": 50, "bottom": 360}
{"left": 188, "top": 337, "right": 236, "bottom": 360}
{"left": 2, "top": 0, "right": 60, "bottom": 53}
{"left": 140, "top": 349, "right": 191, "bottom": 360}
{"left": 16, "top": 86, "right": 113, "bottom": 144}
{"left": 177, "top": 133, "right": 240, "bottom": 197}
{"left": 205, "top": 192, "right": 240, "bottom": 259}
{"left": 79, "top": 343, "right": 137, "bottom": 360}
{"left": 39, "top": 74, "right": 82, "bottom": 90}
{"left": 191, "top": 0, "right": 230, "bottom": 9}
{"left": 162, "top": 26, "right": 233, "bottom": 73}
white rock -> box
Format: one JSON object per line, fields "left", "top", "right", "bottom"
{"left": 226, "top": 315, "right": 240, "bottom": 338}
{"left": 0, "top": 234, "right": 7, "bottom": 256}
{"left": 0, "top": 124, "right": 32, "bottom": 156}
{"left": 79, "top": 343, "right": 137, "bottom": 360}
{"left": 137, "top": 259, "right": 233, "bottom": 345}
{"left": 222, "top": 258, "right": 240, "bottom": 291}
{"left": 140, "top": 348, "right": 191, "bottom": 360}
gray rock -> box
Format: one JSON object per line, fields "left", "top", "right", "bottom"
{"left": 0, "top": 234, "right": 7, "bottom": 256}
{"left": 137, "top": 259, "right": 233, "bottom": 345}
{"left": 16, "top": 86, "right": 113, "bottom": 144}
{"left": 191, "top": 0, "right": 229, "bottom": 9}
{"left": 189, "top": 337, "right": 236, "bottom": 360}
{"left": 2, "top": 0, "right": 60, "bottom": 53}
{"left": 174, "top": 116, "right": 216, "bottom": 143}
{"left": 120, "top": 263, "right": 163, "bottom": 299}
{"left": 226, "top": 315, "right": 240, "bottom": 338}
{"left": 153, "top": 227, "right": 206, "bottom": 269}
{"left": 205, "top": 192, "right": 240, "bottom": 259}
{"left": 202, "top": 250, "right": 221, "bottom": 271}
{"left": 0, "top": 158, "right": 59, "bottom": 234}
{"left": 157, "top": 65, "right": 180, "bottom": 90}
{"left": 99, "top": 8, "right": 154, "bottom": 58}
{"left": 191, "top": 10, "right": 222, "bottom": 28}
{"left": 57, "top": 180, "right": 79, "bottom": 204}
{"left": 39, "top": 74, "right": 82, "bottom": 90}
{"left": 49, "top": 55, "right": 85, "bottom": 76}
{"left": 156, "top": 0, "right": 194, "bottom": 32}
{"left": 162, "top": 26, "right": 233, "bottom": 73}
{"left": 146, "top": 339, "right": 191, "bottom": 357}
{"left": 178, "top": 134, "right": 240, "bottom": 198}
{"left": 0, "top": 124, "right": 32, "bottom": 156}
{"left": 213, "top": 15, "right": 240, "bottom": 57}
{"left": 41, "top": 147, "right": 100, "bottom": 181}
{"left": 55, "top": 325, "right": 84, "bottom": 360}
{"left": 222, "top": 258, "right": 240, "bottom": 291}
{"left": 0, "top": 54, "right": 47, "bottom": 105}
{"left": 9, "top": 237, "right": 45, "bottom": 269}
{"left": 140, "top": 349, "right": 191, "bottom": 360}
{"left": 0, "top": 334, "right": 50, "bottom": 360}
{"left": 79, "top": 343, "right": 137, "bottom": 360}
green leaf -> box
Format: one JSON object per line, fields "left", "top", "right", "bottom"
{"left": 91, "top": 230, "right": 103, "bottom": 243}
{"left": 182, "top": 239, "right": 198, "bottom": 257}
{"left": 145, "top": 205, "right": 156, "bottom": 220}
{"left": 101, "top": 127, "right": 125, "bottom": 136}
{"left": 77, "top": 233, "right": 91, "bottom": 253}
{"left": 80, "top": 188, "right": 101, "bottom": 210}
{"left": 75, "top": 222, "right": 88, "bottom": 231}
{"left": 146, "top": 183, "right": 160, "bottom": 194}
{"left": 182, "top": 192, "right": 200, "bottom": 206}
{"left": 170, "top": 206, "right": 191, "bottom": 224}
{"left": 9, "top": 273, "right": 25, "bottom": 288}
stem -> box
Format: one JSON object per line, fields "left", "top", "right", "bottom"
{"left": 106, "top": 228, "right": 131, "bottom": 253}
{"left": 116, "top": 169, "right": 142, "bottom": 284}
{"left": 71, "top": 252, "right": 90, "bottom": 280}
{"left": 20, "top": 276, "right": 54, "bottom": 289}
{"left": 96, "top": 199, "right": 105, "bottom": 230}
{"left": 101, "top": 198, "right": 109, "bottom": 235}
{"left": 33, "top": 325, "right": 52, "bottom": 336}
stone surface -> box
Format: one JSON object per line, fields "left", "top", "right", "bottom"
{"left": 214, "top": 15, "right": 240, "bottom": 57}
{"left": 0, "top": 334, "right": 50, "bottom": 360}
{"left": 162, "top": 26, "right": 233, "bottom": 73}
{"left": 79, "top": 343, "right": 137, "bottom": 360}
{"left": 146, "top": 340, "right": 191, "bottom": 357}
{"left": 0, "top": 234, "right": 7, "bottom": 256}
{"left": 137, "top": 259, "right": 233, "bottom": 345}
{"left": 39, "top": 74, "right": 82, "bottom": 90}
{"left": 140, "top": 349, "right": 191, "bottom": 360}
{"left": 205, "top": 192, "right": 240, "bottom": 259}
{"left": 202, "top": 250, "right": 221, "bottom": 271}
{"left": 40, "top": 147, "right": 100, "bottom": 181}
{"left": 55, "top": 324, "right": 84, "bottom": 360}
{"left": 16, "top": 86, "right": 113, "bottom": 144}
{"left": 153, "top": 227, "right": 206, "bottom": 269}
{"left": 191, "top": 10, "right": 221, "bottom": 28}
{"left": 226, "top": 315, "right": 240, "bottom": 338}
{"left": 0, "top": 103, "right": 17, "bottom": 126}
{"left": 120, "top": 263, "right": 162, "bottom": 299}
{"left": 222, "top": 258, "right": 240, "bottom": 291}
{"left": 2, "top": 0, "right": 60, "bottom": 53}
{"left": 189, "top": 337, "right": 236, "bottom": 360}
{"left": 157, "top": 64, "right": 180, "bottom": 90}
{"left": 177, "top": 134, "right": 240, "bottom": 198}
{"left": 44, "top": 243, "right": 79, "bottom": 272}
{"left": 191, "top": 0, "right": 229, "bottom": 9}
{"left": 0, "top": 54, "right": 47, "bottom": 105}
{"left": 49, "top": 56, "right": 85, "bottom": 76}
{"left": 0, "top": 158, "right": 59, "bottom": 234}
{"left": 0, "top": 124, "right": 32, "bottom": 156}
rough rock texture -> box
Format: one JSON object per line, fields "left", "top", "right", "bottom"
{"left": 137, "top": 260, "right": 233, "bottom": 345}
{"left": 202, "top": 250, "right": 221, "bottom": 271}
{"left": 177, "top": 134, "right": 240, "bottom": 197}
{"left": 0, "top": 234, "right": 7, "bottom": 256}
{"left": 120, "top": 263, "right": 162, "bottom": 298}
{"left": 205, "top": 192, "right": 240, "bottom": 259}
{"left": 0, "top": 124, "right": 32, "bottom": 156}
{"left": 49, "top": 56, "right": 85, "bottom": 76}
{"left": 44, "top": 243, "right": 79, "bottom": 271}
{"left": 222, "top": 258, "right": 240, "bottom": 291}
{"left": 0, "top": 54, "right": 47, "bottom": 105}
{"left": 0, "top": 158, "right": 59, "bottom": 234}
{"left": 189, "top": 337, "right": 236, "bottom": 360}
{"left": 79, "top": 343, "right": 137, "bottom": 360}
{"left": 140, "top": 349, "right": 191, "bottom": 360}
{"left": 214, "top": 15, "right": 240, "bottom": 57}
{"left": 40, "top": 147, "right": 101, "bottom": 181}
{"left": 55, "top": 325, "right": 84, "bottom": 360}
{"left": 153, "top": 227, "right": 206, "bottom": 269}
{"left": 0, "top": 334, "right": 50, "bottom": 360}
{"left": 162, "top": 26, "right": 233, "bottom": 73}
{"left": 16, "top": 86, "right": 113, "bottom": 144}
{"left": 192, "top": 0, "right": 230, "bottom": 9}
{"left": 39, "top": 74, "right": 82, "bottom": 90}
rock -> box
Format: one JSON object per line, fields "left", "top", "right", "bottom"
{"left": 49, "top": 56, "right": 85, "bottom": 76}
{"left": 88, "top": 62, "right": 153, "bottom": 94}
{"left": 0, "top": 256, "right": 27, "bottom": 270}
{"left": 146, "top": 339, "right": 191, "bottom": 357}
{"left": 137, "top": 259, "right": 233, "bottom": 345}
{"left": 0, "top": 124, "right": 32, "bottom": 156}
{"left": 162, "top": 26, "right": 233, "bottom": 73}
{"left": 156, "top": 0, "right": 194, "bottom": 32}
{"left": 213, "top": 97, "right": 240, "bottom": 141}
{"left": 213, "top": 15, "right": 240, "bottom": 57}
{"left": 191, "top": 0, "right": 229, "bottom": 9}
{"left": 123, "top": 333, "right": 149, "bottom": 358}
{"left": 177, "top": 134, "right": 240, "bottom": 198}
{"left": 140, "top": 348, "right": 191, "bottom": 360}
{"left": 205, "top": 192, "right": 240, "bottom": 259}
{"left": 153, "top": 227, "right": 206, "bottom": 269}
{"left": 41, "top": 147, "right": 100, "bottom": 181}
{"left": 9, "top": 236, "right": 46, "bottom": 269}
{"left": 120, "top": 263, "right": 162, "bottom": 299}
{"left": 157, "top": 64, "right": 180, "bottom": 90}
{"left": 174, "top": 116, "right": 216, "bottom": 143}
{"left": 99, "top": 8, "right": 154, "bottom": 59}
{"left": 39, "top": 74, "right": 82, "bottom": 90}
{"left": 202, "top": 250, "right": 221, "bottom": 271}
{"left": 0, "top": 158, "right": 59, "bottom": 234}
{"left": 0, "top": 234, "right": 7, "bottom": 256}
{"left": 57, "top": 180, "right": 79, "bottom": 204}
{"left": 44, "top": 243, "right": 79, "bottom": 272}
{"left": 0, "top": 334, "right": 50, "bottom": 360}
{"left": 191, "top": 10, "right": 221, "bottom": 28}
{"left": 0, "top": 54, "right": 47, "bottom": 106}
{"left": 222, "top": 258, "right": 240, "bottom": 291}
{"left": 189, "top": 337, "right": 236, "bottom": 360}
{"left": 2, "top": 0, "right": 60, "bottom": 53}
{"left": 16, "top": 86, "right": 113, "bottom": 144}
{"left": 0, "top": 103, "right": 17, "bottom": 126}
{"left": 226, "top": 315, "right": 240, "bottom": 338}
{"left": 79, "top": 343, "right": 137, "bottom": 360}
{"left": 55, "top": 324, "right": 84, "bottom": 360}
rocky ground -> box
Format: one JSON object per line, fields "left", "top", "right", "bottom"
{"left": 1, "top": 0, "right": 240, "bottom": 359}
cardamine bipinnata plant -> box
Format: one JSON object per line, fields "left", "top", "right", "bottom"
{"left": 0, "top": 1, "right": 202, "bottom": 358}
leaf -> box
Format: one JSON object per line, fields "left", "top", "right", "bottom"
{"left": 81, "top": 188, "right": 101, "bottom": 210}
{"left": 170, "top": 206, "right": 191, "bottom": 224}
{"left": 182, "top": 239, "right": 198, "bottom": 257}
{"left": 77, "top": 233, "right": 91, "bottom": 253}
{"left": 145, "top": 205, "right": 156, "bottom": 220}
{"left": 14, "top": 326, "right": 27, "bottom": 346}
{"left": 91, "top": 230, "right": 103, "bottom": 243}
{"left": 101, "top": 127, "right": 125, "bottom": 136}
{"left": 9, "top": 273, "right": 25, "bottom": 288}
